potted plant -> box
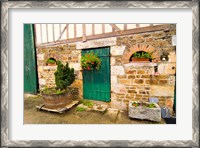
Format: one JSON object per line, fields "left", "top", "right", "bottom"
{"left": 46, "top": 58, "right": 57, "bottom": 66}
{"left": 131, "top": 51, "right": 152, "bottom": 62}
{"left": 40, "top": 61, "right": 76, "bottom": 109}
{"left": 129, "top": 101, "right": 161, "bottom": 122}
{"left": 81, "top": 52, "right": 101, "bottom": 71}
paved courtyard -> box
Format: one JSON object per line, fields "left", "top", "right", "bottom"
{"left": 24, "top": 94, "right": 166, "bottom": 124}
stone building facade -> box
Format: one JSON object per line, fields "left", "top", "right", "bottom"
{"left": 36, "top": 24, "right": 176, "bottom": 111}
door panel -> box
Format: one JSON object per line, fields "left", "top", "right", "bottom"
{"left": 24, "top": 24, "right": 38, "bottom": 94}
{"left": 82, "top": 47, "right": 110, "bottom": 102}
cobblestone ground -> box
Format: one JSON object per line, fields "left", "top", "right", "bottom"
{"left": 24, "top": 94, "right": 166, "bottom": 124}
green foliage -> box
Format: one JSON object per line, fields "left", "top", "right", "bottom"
{"left": 132, "top": 101, "right": 156, "bottom": 108}
{"left": 132, "top": 51, "right": 152, "bottom": 59}
{"left": 148, "top": 103, "right": 156, "bottom": 108}
{"left": 40, "top": 87, "right": 67, "bottom": 95}
{"left": 54, "top": 61, "right": 75, "bottom": 90}
{"left": 46, "top": 58, "right": 56, "bottom": 64}
{"left": 81, "top": 52, "right": 101, "bottom": 70}
{"left": 79, "top": 99, "right": 94, "bottom": 108}
{"left": 76, "top": 106, "right": 86, "bottom": 112}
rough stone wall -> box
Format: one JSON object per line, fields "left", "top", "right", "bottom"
{"left": 36, "top": 24, "right": 176, "bottom": 112}
{"left": 110, "top": 25, "right": 176, "bottom": 111}
{"left": 36, "top": 44, "right": 83, "bottom": 96}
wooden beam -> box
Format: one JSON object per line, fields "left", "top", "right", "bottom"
{"left": 40, "top": 24, "right": 43, "bottom": 43}
{"left": 74, "top": 24, "right": 77, "bottom": 38}
{"left": 92, "top": 24, "right": 95, "bottom": 35}
{"left": 66, "top": 24, "right": 69, "bottom": 39}
{"left": 52, "top": 24, "right": 55, "bottom": 41}
{"left": 82, "top": 24, "right": 86, "bottom": 42}
{"left": 109, "top": 24, "right": 121, "bottom": 31}
{"left": 57, "top": 24, "right": 68, "bottom": 41}
{"left": 37, "top": 25, "right": 170, "bottom": 48}
{"left": 102, "top": 24, "right": 105, "bottom": 33}
{"left": 112, "top": 27, "right": 115, "bottom": 32}
{"left": 124, "top": 24, "right": 127, "bottom": 30}
{"left": 46, "top": 24, "right": 49, "bottom": 42}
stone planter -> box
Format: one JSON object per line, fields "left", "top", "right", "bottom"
{"left": 129, "top": 101, "right": 161, "bottom": 122}
{"left": 42, "top": 92, "right": 73, "bottom": 109}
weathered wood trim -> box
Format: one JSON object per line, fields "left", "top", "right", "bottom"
{"left": 40, "top": 24, "right": 43, "bottom": 43}
{"left": 82, "top": 24, "right": 86, "bottom": 42}
{"left": 46, "top": 24, "right": 49, "bottom": 42}
{"left": 92, "top": 24, "right": 95, "bottom": 35}
{"left": 110, "top": 24, "right": 121, "bottom": 31}
{"left": 66, "top": 24, "right": 69, "bottom": 39}
{"left": 52, "top": 24, "right": 55, "bottom": 41}
{"left": 124, "top": 24, "right": 127, "bottom": 30}
{"left": 102, "top": 24, "right": 105, "bottom": 33}
{"left": 74, "top": 24, "right": 77, "bottom": 38}
{"left": 59, "top": 24, "right": 61, "bottom": 35}
{"left": 37, "top": 25, "right": 170, "bottom": 47}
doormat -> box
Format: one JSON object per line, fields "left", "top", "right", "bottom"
{"left": 36, "top": 100, "right": 79, "bottom": 114}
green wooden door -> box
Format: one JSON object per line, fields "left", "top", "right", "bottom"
{"left": 82, "top": 47, "right": 110, "bottom": 102}
{"left": 24, "top": 24, "right": 38, "bottom": 94}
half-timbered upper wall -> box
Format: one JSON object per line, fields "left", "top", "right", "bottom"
{"left": 35, "top": 24, "right": 162, "bottom": 46}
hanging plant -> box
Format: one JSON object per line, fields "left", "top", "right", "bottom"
{"left": 81, "top": 52, "right": 101, "bottom": 70}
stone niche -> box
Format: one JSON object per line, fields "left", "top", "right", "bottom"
{"left": 122, "top": 44, "right": 160, "bottom": 64}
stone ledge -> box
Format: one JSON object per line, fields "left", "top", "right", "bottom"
{"left": 124, "top": 62, "right": 157, "bottom": 68}
{"left": 76, "top": 37, "right": 116, "bottom": 49}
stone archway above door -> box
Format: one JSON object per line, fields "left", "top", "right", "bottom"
{"left": 122, "top": 44, "right": 160, "bottom": 64}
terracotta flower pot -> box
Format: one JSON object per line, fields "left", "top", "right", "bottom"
{"left": 132, "top": 58, "right": 150, "bottom": 62}
{"left": 47, "top": 63, "right": 57, "bottom": 66}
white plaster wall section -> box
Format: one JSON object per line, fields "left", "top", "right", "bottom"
{"left": 76, "top": 24, "right": 82, "bottom": 37}
{"left": 35, "top": 24, "right": 42, "bottom": 44}
{"left": 68, "top": 24, "right": 74, "bottom": 39}
{"left": 105, "top": 24, "right": 112, "bottom": 33}
{"left": 86, "top": 24, "right": 92, "bottom": 36}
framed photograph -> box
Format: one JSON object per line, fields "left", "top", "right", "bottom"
{"left": 1, "top": 1, "right": 199, "bottom": 147}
